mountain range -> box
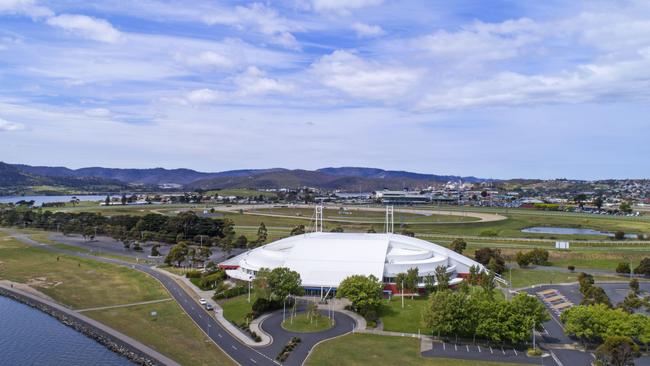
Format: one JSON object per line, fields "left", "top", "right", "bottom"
{"left": 3, "top": 162, "right": 489, "bottom": 193}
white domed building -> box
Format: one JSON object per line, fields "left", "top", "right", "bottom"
{"left": 219, "top": 231, "right": 485, "bottom": 296}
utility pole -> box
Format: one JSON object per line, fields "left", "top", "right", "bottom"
{"left": 401, "top": 280, "right": 404, "bottom": 309}
{"left": 248, "top": 280, "right": 251, "bottom": 303}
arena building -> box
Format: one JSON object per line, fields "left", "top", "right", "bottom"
{"left": 219, "top": 231, "right": 486, "bottom": 297}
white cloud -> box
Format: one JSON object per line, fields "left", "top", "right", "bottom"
{"left": 203, "top": 3, "right": 300, "bottom": 49}
{"left": 311, "top": 50, "right": 420, "bottom": 101}
{"left": 179, "top": 51, "right": 235, "bottom": 70}
{"left": 234, "top": 66, "right": 293, "bottom": 96}
{"left": 412, "top": 18, "right": 540, "bottom": 62}
{"left": 351, "top": 22, "right": 385, "bottom": 38}
{"left": 0, "top": 117, "right": 24, "bottom": 131}
{"left": 84, "top": 108, "right": 111, "bottom": 117}
{"left": 311, "top": 0, "right": 383, "bottom": 12}
{"left": 0, "top": 0, "right": 52, "bottom": 18}
{"left": 185, "top": 89, "right": 225, "bottom": 104}
{"left": 46, "top": 14, "right": 121, "bottom": 43}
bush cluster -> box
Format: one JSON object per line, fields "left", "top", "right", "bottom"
{"left": 515, "top": 249, "right": 549, "bottom": 267}
{"left": 276, "top": 337, "right": 301, "bottom": 362}
{"left": 213, "top": 285, "right": 247, "bottom": 300}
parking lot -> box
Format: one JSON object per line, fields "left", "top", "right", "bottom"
{"left": 421, "top": 340, "right": 543, "bottom": 364}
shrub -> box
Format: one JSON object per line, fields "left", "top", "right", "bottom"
{"left": 474, "top": 248, "right": 506, "bottom": 274}
{"left": 616, "top": 262, "right": 631, "bottom": 274}
{"left": 479, "top": 229, "right": 498, "bottom": 237}
{"left": 527, "top": 348, "right": 542, "bottom": 356}
{"left": 614, "top": 231, "right": 626, "bottom": 240}
{"left": 528, "top": 248, "right": 549, "bottom": 265}
{"left": 568, "top": 265, "right": 575, "bottom": 272}
{"left": 515, "top": 251, "right": 531, "bottom": 267}
{"left": 185, "top": 270, "right": 202, "bottom": 279}
{"left": 633, "top": 258, "right": 650, "bottom": 276}
{"left": 213, "top": 285, "right": 247, "bottom": 300}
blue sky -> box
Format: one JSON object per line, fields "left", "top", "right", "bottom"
{"left": 0, "top": 0, "right": 649, "bottom": 179}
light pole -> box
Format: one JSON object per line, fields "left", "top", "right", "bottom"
{"left": 401, "top": 280, "right": 404, "bottom": 309}
{"left": 248, "top": 280, "right": 251, "bottom": 303}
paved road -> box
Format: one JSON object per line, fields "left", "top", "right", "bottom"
{"left": 257, "top": 308, "right": 355, "bottom": 366}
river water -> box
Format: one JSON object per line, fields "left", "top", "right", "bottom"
{"left": 0, "top": 195, "right": 106, "bottom": 206}
{"left": 0, "top": 296, "right": 133, "bottom": 366}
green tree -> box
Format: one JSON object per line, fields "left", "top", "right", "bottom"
{"left": 165, "top": 242, "right": 189, "bottom": 267}
{"left": 235, "top": 235, "right": 248, "bottom": 248}
{"left": 450, "top": 238, "right": 467, "bottom": 254}
{"left": 253, "top": 268, "right": 272, "bottom": 299}
{"left": 595, "top": 336, "right": 639, "bottom": 366}
{"left": 619, "top": 202, "right": 632, "bottom": 214}
{"left": 290, "top": 224, "right": 305, "bottom": 236}
{"left": 479, "top": 271, "right": 496, "bottom": 298}
{"left": 405, "top": 267, "right": 419, "bottom": 297}
{"left": 256, "top": 222, "right": 268, "bottom": 244}
{"left": 633, "top": 258, "right": 650, "bottom": 276}
{"left": 105, "top": 195, "right": 110, "bottom": 206}
{"left": 434, "top": 265, "right": 450, "bottom": 292}
{"left": 330, "top": 226, "right": 344, "bottom": 233}
{"left": 515, "top": 251, "right": 531, "bottom": 267}
{"left": 474, "top": 248, "right": 505, "bottom": 274}
{"left": 616, "top": 262, "right": 632, "bottom": 275}
{"left": 268, "top": 267, "right": 303, "bottom": 300}
{"left": 336, "top": 275, "right": 383, "bottom": 316}
{"left": 614, "top": 231, "right": 626, "bottom": 240}
{"left": 593, "top": 196, "right": 604, "bottom": 210}
{"left": 629, "top": 278, "right": 640, "bottom": 295}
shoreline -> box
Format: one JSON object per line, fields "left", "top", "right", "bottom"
{"left": 0, "top": 284, "right": 178, "bottom": 366}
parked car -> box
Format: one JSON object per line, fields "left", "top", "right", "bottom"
{"left": 199, "top": 298, "right": 207, "bottom": 305}
{"left": 205, "top": 303, "right": 214, "bottom": 310}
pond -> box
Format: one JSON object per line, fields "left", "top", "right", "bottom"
{"left": 521, "top": 226, "right": 637, "bottom": 238}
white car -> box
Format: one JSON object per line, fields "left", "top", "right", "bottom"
{"left": 199, "top": 298, "right": 207, "bottom": 305}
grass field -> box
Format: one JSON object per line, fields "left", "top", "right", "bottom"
{"left": 306, "top": 333, "right": 529, "bottom": 366}
{"left": 0, "top": 232, "right": 233, "bottom": 365}
{"left": 0, "top": 234, "right": 166, "bottom": 309}
{"left": 85, "top": 301, "right": 235, "bottom": 366}
{"left": 282, "top": 313, "right": 334, "bottom": 333}
{"left": 220, "top": 294, "right": 255, "bottom": 325}
{"left": 379, "top": 296, "right": 429, "bottom": 334}
{"left": 203, "top": 189, "right": 277, "bottom": 198}
{"left": 508, "top": 268, "right": 624, "bottom": 288}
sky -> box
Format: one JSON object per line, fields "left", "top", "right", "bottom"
{"left": 0, "top": 0, "right": 649, "bottom": 180}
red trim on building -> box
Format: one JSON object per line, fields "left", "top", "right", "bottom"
{"left": 218, "top": 264, "right": 239, "bottom": 270}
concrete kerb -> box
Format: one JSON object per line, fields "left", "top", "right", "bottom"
{"left": 152, "top": 266, "right": 268, "bottom": 347}
{"left": 0, "top": 283, "right": 181, "bottom": 366}
{"left": 250, "top": 313, "right": 273, "bottom": 345}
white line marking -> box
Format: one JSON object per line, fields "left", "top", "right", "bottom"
{"left": 514, "top": 349, "right": 518, "bottom": 356}
{"left": 250, "top": 358, "right": 257, "bottom": 364}
{"left": 218, "top": 333, "right": 222, "bottom": 338}
{"left": 443, "top": 343, "right": 445, "bottom": 351}
{"left": 490, "top": 346, "right": 493, "bottom": 354}
{"left": 231, "top": 345, "right": 237, "bottom": 350}
{"left": 454, "top": 344, "right": 457, "bottom": 351}
{"left": 501, "top": 347, "right": 505, "bottom": 355}
{"left": 477, "top": 345, "right": 481, "bottom": 353}
{"left": 466, "top": 345, "right": 469, "bottom": 352}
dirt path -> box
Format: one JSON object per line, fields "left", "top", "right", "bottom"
{"left": 216, "top": 204, "right": 507, "bottom": 224}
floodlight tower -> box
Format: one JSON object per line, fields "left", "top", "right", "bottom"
{"left": 385, "top": 206, "right": 394, "bottom": 234}
{"left": 314, "top": 205, "right": 324, "bottom": 232}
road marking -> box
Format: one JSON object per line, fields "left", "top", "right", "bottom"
{"left": 454, "top": 344, "right": 457, "bottom": 351}
{"left": 466, "top": 345, "right": 469, "bottom": 352}
{"left": 231, "top": 345, "right": 237, "bottom": 350}
{"left": 250, "top": 358, "right": 257, "bottom": 364}
{"left": 443, "top": 343, "right": 445, "bottom": 351}
{"left": 501, "top": 347, "right": 505, "bottom": 355}
{"left": 514, "top": 349, "right": 518, "bottom": 356}
{"left": 218, "top": 333, "right": 222, "bottom": 338}
{"left": 489, "top": 346, "right": 493, "bottom": 354}
{"left": 477, "top": 345, "right": 481, "bottom": 353}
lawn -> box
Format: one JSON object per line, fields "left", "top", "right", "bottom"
{"left": 248, "top": 207, "right": 478, "bottom": 223}
{"left": 282, "top": 312, "right": 334, "bottom": 333}
{"left": 0, "top": 233, "right": 166, "bottom": 309}
{"left": 508, "top": 268, "right": 623, "bottom": 289}
{"left": 85, "top": 301, "right": 235, "bottom": 366}
{"left": 379, "top": 296, "right": 429, "bottom": 334}
{"left": 306, "top": 333, "right": 529, "bottom": 366}
{"left": 220, "top": 294, "right": 256, "bottom": 325}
